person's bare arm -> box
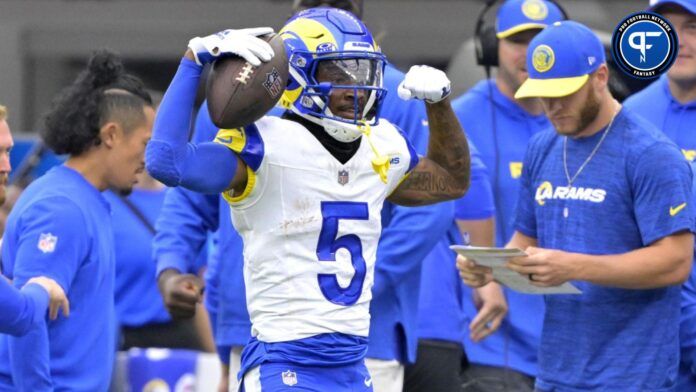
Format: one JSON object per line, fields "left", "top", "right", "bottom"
{"left": 389, "top": 98, "right": 470, "bottom": 206}
{"left": 193, "top": 303, "right": 216, "bottom": 353}
{"left": 457, "top": 217, "right": 506, "bottom": 342}
{"left": 508, "top": 231, "right": 693, "bottom": 289}
{"left": 456, "top": 218, "right": 495, "bottom": 248}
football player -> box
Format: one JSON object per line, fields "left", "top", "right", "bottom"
{"left": 146, "top": 8, "right": 470, "bottom": 391}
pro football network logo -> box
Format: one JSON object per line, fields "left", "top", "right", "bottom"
{"left": 612, "top": 12, "right": 678, "bottom": 79}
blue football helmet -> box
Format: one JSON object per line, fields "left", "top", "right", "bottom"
{"left": 279, "top": 8, "right": 387, "bottom": 142}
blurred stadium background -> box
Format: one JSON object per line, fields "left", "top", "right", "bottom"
{"left": 0, "top": 0, "right": 647, "bottom": 134}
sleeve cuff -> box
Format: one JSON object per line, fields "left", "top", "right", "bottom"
{"left": 455, "top": 209, "right": 495, "bottom": 220}
{"left": 21, "top": 283, "right": 50, "bottom": 324}
{"left": 217, "top": 344, "right": 232, "bottom": 365}
{"left": 181, "top": 57, "right": 203, "bottom": 70}
{"left": 514, "top": 223, "right": 537, "bottom": 240}
{"left": 156, "top": 253, "right": 188, "bottom": 277}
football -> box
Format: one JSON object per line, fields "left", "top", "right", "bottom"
{"left": 206, "top": 33, "right": 289, "bottom": 129}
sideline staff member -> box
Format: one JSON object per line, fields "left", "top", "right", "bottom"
{"left": 451, "top": 1, "right": 563, "bottom": 387}
{"left": 459, "top": 21, "right": 694, "bottom": 391}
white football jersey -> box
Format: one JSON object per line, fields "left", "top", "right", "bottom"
{"left": 214, "top": 116, "right": 418, "bottom": 343}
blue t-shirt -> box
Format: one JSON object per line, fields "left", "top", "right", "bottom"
{"left": 624, "top": 75, "right": 696, "bottom": 162}
{"left": 516, "top": 108, "right": 694, "bottom": 391}
{"left": 105, "top": 188, "right": 171, "bottom": 327}
{"left": 0, "top": 280, "right": 49, "bottom": 337}
{"left": 676, "top": 161, "right": 696, "bottom": 391}
{"left": 624, "top": 75, "right": 696, "bottom": 391}
{"left": 0, "top": 165, "right": 116, "bottom": 391}
{"left": 452, "top": 79, "right": 547, "bottom": 376}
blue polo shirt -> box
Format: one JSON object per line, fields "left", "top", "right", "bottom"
{"left": 105, "top": 188, "right": 171, "bottom": 328}
{"left": 452, "top": 79, "right": 550, "bottom": 246}
{"left": 365, "top": 64, "right": 454, "bottom": 364}
{"left": 212, "top": 201, "right": 250, "bottom": 349}
{"left": 416, "top": 140, "right": 495, "bottom": 345}
{"left": 517, "top": 108, "right": 694, "bottom": 391}
{"left": 0, "top": 165, "right": 116, "bottom": 391}
{"left": 452, "top": 79, "right": 548, "bottom": 376}
{"left": 624, "top": 75, "right": 696, "bottom": 162}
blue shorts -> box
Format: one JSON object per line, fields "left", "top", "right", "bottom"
{"left": 241, "top": 360, "right": 373, "bottom": 392}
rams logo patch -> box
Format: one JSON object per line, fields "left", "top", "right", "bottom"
{"left": 532, "top": 45, "right": 555, "bottom": 73}
{"left": 522, "top": 0, "right": 548, "bottom": 20}
{"left": 316, "top": 42, "right": 337, "bottom": 53}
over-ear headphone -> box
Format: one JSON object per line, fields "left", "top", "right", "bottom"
{"left": 474, "top": 0, "right": 569, "bottom": 68}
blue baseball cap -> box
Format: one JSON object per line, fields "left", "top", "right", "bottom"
{"left": 496, "top": 0, "right": 565, "bottom": 39}
{"left": 648, "top": 0, "right": 696, "bottom": 15}
{"left": 515, "top": 21, "right": 605, "bottom": 99}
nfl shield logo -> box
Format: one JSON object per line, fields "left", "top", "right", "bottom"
{"left": 37, "top": 233, "right": 58, "bottom": 254}
{"left": 281, "top": 370, "right": 298, "bottom": 386}
{"left": 338, "top": 169, "right": 349, "bottom": 186}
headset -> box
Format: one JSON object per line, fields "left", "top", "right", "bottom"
{"left": 470, "top": 1, "right": 567, "bottom": 373}
{"left": 474, "top": 0, "right": 569, "bottom": 68}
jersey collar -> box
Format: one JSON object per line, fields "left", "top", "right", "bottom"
{"left": 661, "top": 75, "right": 696, "bottom": 109}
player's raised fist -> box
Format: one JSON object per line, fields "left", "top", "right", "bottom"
{"left": 187, "top": 27, "right": 275, "bottom": 66}
{"left": 397, "top": 65, "right": 451, "bottom": 103}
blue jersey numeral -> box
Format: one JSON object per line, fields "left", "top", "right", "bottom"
{"left": 316, "top": 201, "right": 369, "bottom": 306}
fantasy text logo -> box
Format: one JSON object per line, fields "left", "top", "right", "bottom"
{"left": 612, "top": 12, "right": 678, "bottom": 79}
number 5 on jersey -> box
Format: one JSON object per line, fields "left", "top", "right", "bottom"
{"left": 316, "top": 201, "right": 368, "bottom": 306}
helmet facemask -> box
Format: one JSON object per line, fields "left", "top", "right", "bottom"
{"left": 288, "top": 50, "right": 387, "bottom": 142}
{"left": 279, "top": 8, "right": 388, "bottom": 142}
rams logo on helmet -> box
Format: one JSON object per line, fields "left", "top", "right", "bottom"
{"left": 316, "top": 42, "right": 337, "bottom": 53}
{"left": 532, "top": 44, "right": 555, "bottom": 73}
{"left": 522, "top": 0, "right": 549, "bottom": 21}
{"left": 278, "top": 7, "right": 387, "bottom": 143}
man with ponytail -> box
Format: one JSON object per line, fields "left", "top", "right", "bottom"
{"left": 0, "top": 50, "right": 154, "bottom": 391}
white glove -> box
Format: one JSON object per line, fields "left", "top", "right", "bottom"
{"left": 188, "top": 27, "right": 275, "bottom": 66}
{"left": 397, "top": 65, "right": 451, "bottom": 103}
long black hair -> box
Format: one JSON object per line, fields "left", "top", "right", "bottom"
{"left": 42, "top": 49, "right": 152, "bottom": 156}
